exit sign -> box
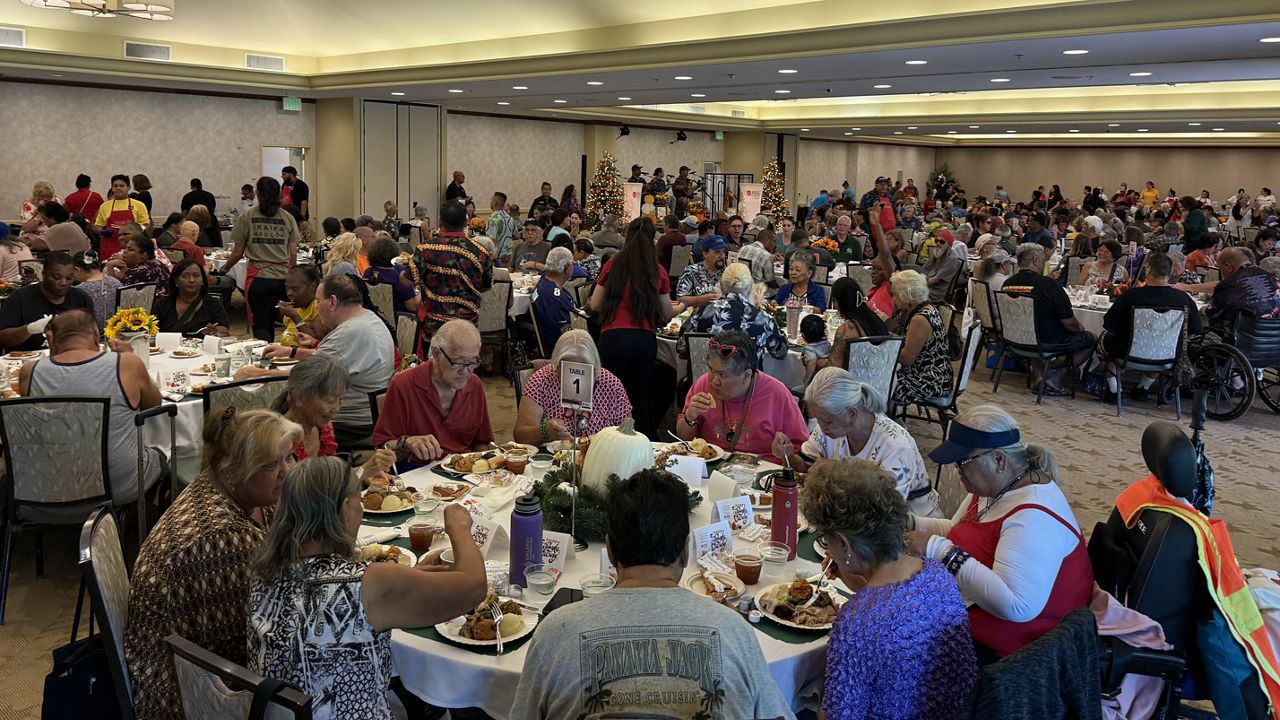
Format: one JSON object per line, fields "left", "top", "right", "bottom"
{"left": 282, "top": 96, "right": 302, "bottom": 112}
{"left": 715, "top": 130, "right": 724, "bottom": 141}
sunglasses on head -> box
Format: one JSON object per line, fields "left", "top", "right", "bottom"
{"left": 707, "top": 338, "right": 743, "bottom": 359}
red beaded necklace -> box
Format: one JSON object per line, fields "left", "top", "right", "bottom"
{"left": 720, "top": 374, "right": 757, "bottom": 452}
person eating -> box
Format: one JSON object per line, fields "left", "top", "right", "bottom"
{"left": 675, "top": 331, "right": 807, "bottom": 463}
{"left": 0, "top": 253, "right": 93, "bottom": 352}
{"left": 685, "top": 262, "right": 787, "bottom": 361}
{"left": 152, "top": 259, "right": 230, "bottom": 337}
{"left": 372, "top": 319, "right": 494, "bottom": 466}
{"left": 106, "top": 235, "right": 171, "bottom": 296}
{"left": 513, "top": 329, "right": 632, "bottom": 444}
{"left": 774, "top": 367, "right": 942, "bottom": 517}
{"left": 906, "top": 405, "right": 1092, "bottom": 663}
{"left": 675, "top": 235, "right": 727, "bottom": 310}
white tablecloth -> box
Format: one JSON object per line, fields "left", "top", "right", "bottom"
{"left": 208, "top": 250, "right": 312, "bottom": 291}
{"left": 1071, "top": 304, "right": 1106, "bottom": 338}
{"left": 139, "top": 347, "right": 222, "bottom": 458}
{"left": 510, "top": 291, "right": 531, "bottom": 319}
{"left": 386, "top": 459, "right": 829, "bottom": 718}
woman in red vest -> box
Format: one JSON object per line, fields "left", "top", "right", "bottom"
{"left": 906, "top": 404, "right": 1093, "bottom": 663}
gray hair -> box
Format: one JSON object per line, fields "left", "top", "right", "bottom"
{"left": 545, "top": 246, "right": 574, "bottom": 274}
{"left": 413, "top": 204, "right": 429, "bottom": 218}
{"left": 355, "top": 214, "right": 377, "bottom": 228}
{"left": 272, "top": 354, "right": 349, "bottom": 414}
{"left": 1016, "top": 242, "right": 1045, "bottom": 268}
{"left": 603, "top": 214, "right": 619, "bottom": 231}
{"left": 1167, "top": 249, "right": 1187, "bottom": 267}
{"left": 720, "top": 262, "right": 754, "bottom": 296}
{"left": 804, "top": 367, "right": 887, "bottom": 416}
{"left": 954, "top": 223, "right": 974, "bottom": 241}
{"left": 430, "top": 318, "right": 481, "bottom": 356}
{"left": 799, "top": 458, "right": 907, "bottom": 566}
{"left": 958, "top": 404, "right": 1061, "bottom": 483}
{"left": 1260, "top": 256, "right": 1280, "bottom": 278}
{"left": 254, "top": 457, "right": 360, "bottom": 577}
{"left": 550, "top": 329, "right": 601, "bottom": 378}
{"left": 976, "top": 250, "right": 1012, "bottom": 281}
{"left": 889, "top": 269, "right": 929, "bottom": 306}
{"left": 710, "top": 330, "right": 756, "bottom": 376}
{"left": 788, "top": 251, "right": 815, "bottom": 278}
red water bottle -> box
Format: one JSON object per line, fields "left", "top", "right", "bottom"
{"left": 769, "top": 469, "right": 798, "bottom": 560}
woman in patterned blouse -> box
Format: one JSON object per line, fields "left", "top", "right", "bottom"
{"left": 248, "top": 457, "right": 488, "bottom": 720}
{"left": 106, "top": 235, "right": 171, "bottom": 297}
{"left": 124, "top": 409, "right": 303, "bottom": 720}
{"left": 513, "top": 329, "right": 632, "bottom": 443}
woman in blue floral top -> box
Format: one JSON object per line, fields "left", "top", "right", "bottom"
{"left": 686, "top": 262, "right": 787, "bottom": 361}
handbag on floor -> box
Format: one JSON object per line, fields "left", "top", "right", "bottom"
{"left": 42, "top": 590, "right": 124, "bottom": 720}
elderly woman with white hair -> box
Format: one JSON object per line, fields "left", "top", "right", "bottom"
{"left": 514, "top": 329, "right": 632, "bottom": 443}
{"left": 906, "top": 405, "right": 1092, "bottom": 662}
{"left": 372, "top": 319, "right": 494, "bottom": 466}
{"left": 531, "top": 246, "right": 578, "bottom": 356}
{"left": 891, "top": 269, "right": 954, "bottom": 408}
{"left": 685, "top": 261, "right": 787, "bottom": 360}
{"left": 773, "top": 367, "right": 942, "bottom": 517}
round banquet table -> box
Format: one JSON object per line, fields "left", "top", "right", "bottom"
{"left": 379, "top": 456, "right": 832, "bottom": 718}
{"left": 1071, "top": 303, "right": 1106, "bottom": 338}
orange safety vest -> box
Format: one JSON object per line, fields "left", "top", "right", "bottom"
{"left": 1116, "top": 475, "right": 1280, "bottom": 719}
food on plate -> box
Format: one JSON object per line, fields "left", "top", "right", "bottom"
{"left": 430, "top": 482, "right": 469, "bottom": 500}
{"left": 459, "top": 591, "right": 524, "bottom": 640}
{"left": 445, "top": 452, "right": 485, "bottom": 473}
{"left": 471, "top": 458, "right": 491, "bottom": 473}
{"left": 192, "top": 362, "right": 216, "bottom": 374}
{"left": 701, "top": 572, "right": 736, "bottom": 603}
{"left": 359, "top": 544, "right": 407, "bottom": 564}
{"left": 745, "top": 489, "right": 772, "bottom": 507}
{"left": 757, "top": 579, "right": 838, "bottom": 627}
{"left": 7, "top": 351, "right": 37, "bottom": 359}
{"left": 362, "top": 487, "right": 415, "bottom": 511}
{"left": 488, "top": 454, "right": 507, "bottom": 470}
{"left": 551, "top": 435, "right": 591, "bottom": 467}
{"left": 171, "top": 349, "right": 200, "bottom": 358}
{"left": 689, "top": 438, "right": 718, "bottom": 460}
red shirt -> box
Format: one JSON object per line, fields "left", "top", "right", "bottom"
{"left": 170, "top": 238, "right": 207, "bottom": 268}
{"left": 64, "top": 188, "right": 104, "bottom": 221}
{"left": 595, "top": 258, "right": 671, "bottom": 333}
{"left": 292, "top": 423, "right": 338, "bottom": 461}
{"left": 371, "top": 361, "right": 494, "bottom": 460}
{"left": 656, "top": 229, "right": 687, "bottom": 273}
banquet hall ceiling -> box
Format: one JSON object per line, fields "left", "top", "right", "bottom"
{"left": 1, "top": 0, "right": 1278, "bottom": 142}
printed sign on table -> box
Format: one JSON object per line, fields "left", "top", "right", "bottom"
{"left": 560, "top": 360, "right": 595, "bottom": 412}
{"left": 469, "top": 516, "right": 504, "bottom": 557}
{"left": 541, "top": 530, "right": 574, "bottom": 573}
{"left": 690, "top": 520, "right": 733, "bottom": 560}
{"left": 712, "top": 496, "right": 755, "bottom": 530}
{"left": 623, "top": 183, "right": 644, "bottom": 221}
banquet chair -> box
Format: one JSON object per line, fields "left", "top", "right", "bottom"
{"left": 363, "top": 279, "right": 396, "bottom": 327}
{"left": 512, "top": 364, "right": 536, "bottom": 405}
{"left": 478, "top": 279, "right": 512, "bottom": 374}
{"left": 1105, "top": 306, "right": 1186, "bottom": 418}
{"left": 367, "top": 388, "right": 387, "bottom": 426}
{"left": 1064, "top": 256, "right": 1092, "bottom": 286}
{"left": 527, "top": 301, "right": 548, "bottom": 358}
{"left": 78, "top": 507, "right": 136, "bottom": 720}
{"left": 115, "top": 282, "right": 158, "bottom": 315}
{"left": 684, "top": 332, "right": 714, "bottom": 385}
{"left": 0, "top": 397, "right": 111, "bottom": 624}
{"left": 1201, "top": 266, "right": 1221, "bottom": 284}
{"left": 166, "top": 634, "right": 313, "bottom": 720}
{"left": 899, "top": 322, "right": 982, "bottom": 446}
{"left": 395, "top": 312, "right": 418, "bottom": 358}
{"left": 18, "top": 258, "right": 43, "bottom": 281}
{"left": 992, "top": 292, "right": 1082, "bottom": 404}
{"left": 161, "top": 248, "right": 188, "bottom": 265}
{"left": 812, "top": 264, "right": 830, "bottom": 283}
{"left": 201, "top": 376, "right": 289, "bottom": 416}
{"left": 843, "top": 335, "right": 903, "bottom": 407}
{"left": 670, "top": 244, "right": 692, "bottom": 278}
{"left": 968, "top": 279, "right": 1003, "bottom": 378}
{"left": 815, "top": 282, "right": 832, "bottom": 308}
{"left": 848, "top": 264, "right": 873, "bottom": 294}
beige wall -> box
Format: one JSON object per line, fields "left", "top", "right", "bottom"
{"left": 615, "top": 127, "right": 723, "bottom": 186}
{"left": 935, "top": 146, "right": 1280, "bottom": 206}
{"left": 445, "top": 113, "right": 583, "bottom": 215}
{"left": 315, "top": 97, "right": 358, "bottom": 219}
{"left": 797, "top": 140, "right": 937, "bottom": 204}
{"left": 2, "top": 82, "right": 314, "bottom": 221}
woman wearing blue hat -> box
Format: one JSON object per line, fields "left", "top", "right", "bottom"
{"left": 905, "top": 404, "right": 1092, "bottom": 663}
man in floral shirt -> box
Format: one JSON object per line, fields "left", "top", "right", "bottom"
{"left": 411, "top": 202, "right": 492, "bottom": 345}
{"left": 484, "top": 191, "right": 515, "bottom": 267}
{"left": 675, "top": 235, "right": 726, "bottom": 310}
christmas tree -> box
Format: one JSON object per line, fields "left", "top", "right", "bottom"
{"left": 586, "top": 151, "right": 628, "bottom": 223}
{"left": 761, "top": 158, "right": 788, "bottom": 216}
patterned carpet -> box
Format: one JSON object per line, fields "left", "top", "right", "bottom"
{"left": 1, "top": 362, "right": 1276, "bottom": 718}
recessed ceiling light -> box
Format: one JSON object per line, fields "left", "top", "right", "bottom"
{"left": 947, "top": 130, "right": 957, "bottom": 134}
{"left": 1006, "top": 130, "right": 1018, "bottom": 133}
{"left": 587, "top": 81, "right": 603, "bottom": 86}
{"left": 905, "top": 60, "right": 928, "bottom": 65}
{"left": 617, "top": 96, "right": 631, "bottom": 101}
{"left": 990, "top": 78, "right": 1011, "bottom": 83}
{"left": 553, "top": 99, "right": 567, "bottom": 103}
{"left": 1212, "top": 127, "right": 1226, "bottom": 131}
{"left": 774, "top": 89, "right": 791, "bottom": 94}
{"left": 674, "top": 75, "right": 693, "bottom": 80}
{"left": 801, "top": 128, "right": 810, "bottom": 132}
{"left": 778, "top": 69, "right": 798, "bottom": 74}
{"left": 844, "top": 132, "right": 853, "bottom": 135}
{"left": 1137, "top": 128, "right": 1149, "bottom": 132}
{"left": 1129, "top": 72, "right": 1152, "bottom": 77}
{"left": 969, "top": 125, "right": 980, "bottom": 129}
{"left": 448, "top": 89, "right": 464, "bottom": 93}
{"left": 691, "top": 93, "right": 706, "bottom": 98}
{"left": 1068, "top": 129, "right": 1080, "bottom": 133}
{"left": 512, "top": 85, "right": 528, "bottom": 90}
{"left": 497, "top": 101, "right": 510, "bottom": 106}
{"left": 1108, "top": 123, "right": 1121, "bottom": 127}
{"left": 873, "top": 84, "right": 892, "bottom": 89}
{"left": 893, "top": 131, "right": 903, "bottom": 135}
{"left": 1062, "top": 49, "right": 1089, "bottom": 55}
{"left": 1260, "top": 37, "right": 1280, "bottom": 43}
{"left": 850, "top": 127, "right": 861, "bottom": 131}
{"left": 1188, "top": 122, "right": 1201, "bottom": 126}
{"left": 390, "top": 92, "right": 405, "bottom": 96}
{"left": 907, "top": 126, "right": 918, "bottom": 130}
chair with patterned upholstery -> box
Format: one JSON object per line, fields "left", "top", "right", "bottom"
{"left": 968, "top": 279, "right": 1002, "bottom": 378}
{"left": 899, "top": 323, "right": 982, "bottom": 447}
{"left": 1107, "top": 306, "right": 1187, "bottom": 418}
{"left": 1065, "top": 256, "right": 1092, "bottom": 287}
{"left": 843, "top": 335, "right": 904, "bottom": 407}
{"left": 684, "top": 332, "right": 714, "bottom": 385}
{"left": 812, "top": 264, "right": 830, "bottom": 284}
{"left": 363, "top": 279, "right": 395, "bottom": 327}
{"left": 79, "top": 507, "right": 135, "bottom": 720}
{"left": 478, "top": 279, "right": 512, "bottom": 373}
{"left": 167, "top": 634, "right": 313, "bottom": 720}
{"left": 670, "top": 245, "right": 692, "bottom": 278}
{"left": 161, "top": 248, "right": 188, "bottom": 265}
{"left": 847, "top": 265, "right": 873, "bottom": 295}
{"left": 18, "top": 258, "right": 43, "bottom": 283}
{"left": 993, "top": 291, "right": 1084, "bottom": 404}
{"left": 115, "top": 283, "right": 158, "bottom": 315}
{"left": 367, "top": 388, "right": 387, "bottom": 426}
{"left": 201, "top": 376, "right": 289, "bottom": 416}
{"left": 395, "top": 312, "right": 418, "bottom": 358}
{"left": 0, "top": 397, "right": 111, "bottom": 624}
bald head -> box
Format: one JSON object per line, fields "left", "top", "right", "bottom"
{"left": 1218, "top": 247, "right": 1254, "bottom": 277}
{"left": 354, "top": 226, "right": 376, "bottom": 247}
{"left": 179, "top": 221, "right": 201, "bottom": 242}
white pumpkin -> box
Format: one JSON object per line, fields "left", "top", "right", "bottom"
{"left": 580, "top": 419, "right": 654, "bottom": 493}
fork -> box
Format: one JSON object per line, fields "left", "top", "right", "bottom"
{"left": 489, "top": 601, "right": 505, "bottom": 656}
{"left": 666, "top": 431, "right": 692, "bottom": 452}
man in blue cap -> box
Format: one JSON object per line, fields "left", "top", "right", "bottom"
{"left": 675, "top": 235, "right": 726, "bottom": 311}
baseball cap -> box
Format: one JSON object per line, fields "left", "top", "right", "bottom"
{"left": 682, "top": 215, "right": 699, "bottom": 229}
{"left": 631, "top": 164, "right": 643, "bottom": 172}
{"left": 929, "top": 419, "right": 1022, "bottom": 465}
{"left": 936, "top": 229, "right": 955, "bottom": 245}
{"left": 875, "top": 176, "right": 891, "bottom": 184}
{"left": 701, "top": 235, "right": 727, "bottom": 252}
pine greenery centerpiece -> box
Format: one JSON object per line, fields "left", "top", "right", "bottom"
{"left": 531, "top": 466, "right": 703, "bottom": 541}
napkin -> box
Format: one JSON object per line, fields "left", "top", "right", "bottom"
{"left": 357, "top": 527, "right": 401, "bottom": 547}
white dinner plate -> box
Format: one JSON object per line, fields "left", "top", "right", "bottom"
{"left": 363, "top": 544, "right": 417, "bottom": 566}
{"left": 684, "top": 571, "right": 746, "bottom": 602}
{"left": 435, "top": 601, "right": 539, "bottom": 646}
{"left": 661, "top": 442, "right": 727, "bottom": 463}
{"left": 753, "top": 582, "right": 845, "bottom": 631}
{"left": 360, "top": 490, "right": 416, "bottom": 514}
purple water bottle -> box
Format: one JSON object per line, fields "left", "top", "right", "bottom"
{"left": 509, "top": 494, "right": 544, "bottom": 587}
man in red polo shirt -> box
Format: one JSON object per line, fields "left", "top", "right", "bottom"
{"left": 372, "top": 319, "right": 494, "bottom": 464}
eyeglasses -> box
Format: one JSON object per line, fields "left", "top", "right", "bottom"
{"left": 955, "top": 450, "right": 994, "bottom": 473}
{"left": 437, "top": 348, "right": 481, "bottom": 372}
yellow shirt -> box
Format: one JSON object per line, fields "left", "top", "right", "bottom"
{"left": 93, "top": 197, "right": 150, "bottom": 230}
{"left": 280, "top": 299, "right": 318, "bottom": 347}
{"left": 1140, "top": 188, "right": 1160, "bottom": 207}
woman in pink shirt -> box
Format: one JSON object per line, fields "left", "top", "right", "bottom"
{"left": 675, "top": 331, "right": 808, "bottom": 464}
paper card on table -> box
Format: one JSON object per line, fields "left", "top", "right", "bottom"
{"left": 156, "top": 332, "right": 182, "bottom": 351}
{"left": 706, "top": 470, "right": 738, "bottom": 502}
{"left": 599, "top": 547, "right": 618, "bottom": 580}
{"left": 541, "top": 531, "right": 574, "bottom": 572}
{"left": 202, "top": 334, "right": 223, "bottom": 355}
{"left": 690, "top": 520, "right": 733, "bottom": 559}
{"left": 712, "top": 497, "right": 755, "bottom": 529}
{"left": 560, "top": 360, "right": 595, "bottom": 411}
{"left": 469, "top": 517, "right": 504, "bottom": 557}
{"left": 666, "top": 454, "right": 707, "bottom": 487}
{"left": 457, "top": 497, "right": 490, "bottom": 519}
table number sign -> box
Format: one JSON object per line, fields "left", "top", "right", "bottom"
{"left": 712, "top": 496, "right": 755, "bottom": 529}
{"left": 560, "top": 360, "right": 594, "bottom": 412}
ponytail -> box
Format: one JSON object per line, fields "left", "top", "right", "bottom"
{"left": 1022, "top": 442, "right": 1061, "bottom": 483}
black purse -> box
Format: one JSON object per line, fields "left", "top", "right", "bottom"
{"left": 42, "top": 586, "right": 124, "bottom": 720}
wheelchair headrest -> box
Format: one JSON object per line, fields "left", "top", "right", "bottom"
{"left": 1141, "top": 421, "right": 1197, "bottom": 500}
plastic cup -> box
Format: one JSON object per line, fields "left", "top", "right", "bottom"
{"left": 732, "top": 548, "right": 764, "bottom": 585}
{"left": 580, "top": 573, "right": 616, "bottom": 598}
{"left": 505, "top": 450, "right": 530, "bottom": 475}
{"left": 413, "top": 497, "right": 440, "bottom": 517}
{"left": 440, "top": 548, "right": 455, "bottom": 569}
{"left": 529, "top": 454, "right": 553, "bottom": 473}
{"left": 524, "top": 563, "right": 559, "bottom": 596}
{"left": 759, "top": 541, "right": 792, "bottom": 584}
{"left": 408, "top": 524, "right": 435, "bottom": 552}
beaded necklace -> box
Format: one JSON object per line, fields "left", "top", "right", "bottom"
{"left": 720, "top": 374, "right": 757, "bottom": 452}
{"left": 963, "top": 468, "right": 1031, "bottom": 524}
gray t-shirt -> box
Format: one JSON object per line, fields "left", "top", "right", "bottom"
{"left": 315, "top": 309, "right": 393, "bottom": 427}
{"left": 510, "top": 586, "right": 795, "bottom": 720}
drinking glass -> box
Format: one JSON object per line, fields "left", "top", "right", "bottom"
{"left": 524, "top": 563, "right": 559, "bottom": 596}
{"left": 759, "top": 541, "right": 792, "bottom": 585}
{"left": 579, "top": 573, "right": 616, "bottom": 598}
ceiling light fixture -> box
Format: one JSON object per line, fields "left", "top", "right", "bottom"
{"left": 1212, "top": 127, "right": 1225, "bottom": 131}
{"left": 690, "top": 93, "right": 706, "bottom": 98}
{"left": 21, "top": 0, "right": 177, "bottom": 20}
{"left": 1108, "top": 123, "right": 1120, "bottom": 127}
{"left": 778, "top": 69, "right": 798, "bottom": 74}
{"left": 1062, "top": 49, "right": 1089, "bottom": 55}
{"left": 905, "top": 60, "right": 928, "bottom": 65}
{"left": 391, "top": 92, "right": 405, "bottom": 96}
{"left": 617, "top": 96, "right": 631, "bottom": 101}
{"left": 553, "top": 99, "right": 567, "bottom": 103}
{"left": 586, "top": 81, "right": 603, "bottom": 86}
{"left": 1188, "top": 122, "right": 1201, "bottom": 126}
{"left": 1129, "top": 72, "right": 1152, "bottom": 77}
{"left": 448, "top": 89, "right": 464, "bottom": 93}
{"left": 1137, "top": 128, "right": 1149, "bottom": 132}
{"left": 1069, "top": 129, "right": 1080, "bottom": 133}
{"left": 1260, "top": 37, "right": 1280, "bottom": 43}
{"left": 893, "top": 131, "right": 903, "bottom": 135}
{"left": 497, "top": 101, "right": 510, "bottom": 106}
{"left": 801, "top": 128, "right": 810, "bottom": 132}
{"left": 844, "top": 132, "right": 853, "bottom": 136}
{"left": 1006, "top": 130, "right": 1018, "bottom": 133}
{"left": 674, "top": 75, "right": 693, "bottom": 80}
{"left": 969, "top": 125, "right": 980, "bottom": 129}
{"left": 907, "top": 126, "right": 918, "bottom": 130}
{"left": 873, "top": 84, "right": 892, "bottom": 89}
{"left": 774, "top": 89, "right": 791, "bottom": 94}
{"left": 512, "top": 85, "right": 528, "bottom": 90}
{"left": 850, "top": 127, "right": 861, "bottom": 130}
{"left": 990, "top": 78, "right": 1011, "bottom": 83}
{"left": 947, "top": 130, "right": 957, "bottom": 134}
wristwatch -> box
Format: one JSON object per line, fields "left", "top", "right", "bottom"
{"left": 677, "top": 412, "right": 703, "bottom": 428}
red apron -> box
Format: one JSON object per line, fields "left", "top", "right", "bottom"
{"left": 947, "top": 498, "right": 1094, "bottom": 657}
{"left": 281, "top": 183, "right": 293, "bottom": 208}
{"left": 101, "top": 199, "right": 136, "bottom": 258}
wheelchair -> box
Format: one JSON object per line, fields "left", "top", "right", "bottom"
{"left": 1186, "top": 313, "right": 1280, "bottom": 421}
